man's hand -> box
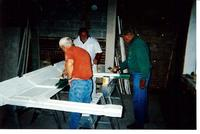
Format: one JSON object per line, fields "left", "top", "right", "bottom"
{"left": 61, "top": 70, "right": 68, "bottom": 79}
{"left": 93, "top": 53, "right": 102, "bottom": 65}
{"left": 108, "top": 66, "right": 120, "bottom": 73}
{"left": 93, "top": 59, "right": 98, "bottom": 65}
{"left": 140, "top": 79, "right": 146, "bottom": 89}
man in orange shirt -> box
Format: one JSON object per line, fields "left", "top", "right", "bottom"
{"left": 59, "top": 37, "right": 93, "bottom": 129}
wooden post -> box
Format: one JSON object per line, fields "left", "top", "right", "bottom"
{"left": 105, "top": 0, "right": 117, "bottom": 72}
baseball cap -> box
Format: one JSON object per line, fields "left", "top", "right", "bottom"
{"left": 119, "top": 25, "right": 136, "bottom": 36}
{"left": 59, "top": 37, "right": 73, "bottom": 47}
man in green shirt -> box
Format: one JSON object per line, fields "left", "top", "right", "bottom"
{"left": 115, "top": 26, "right": 152, "bottom": 129}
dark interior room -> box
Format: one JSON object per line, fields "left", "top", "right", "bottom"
{"left": 0, "top": 0, "right": 196, "bottom": 130}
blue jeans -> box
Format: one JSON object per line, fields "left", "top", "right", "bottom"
{"left": 68, "top": 79, "right": 92, "bottom": 129}
{"left": 131, "top": 72, "right": 150, "bottom": 127}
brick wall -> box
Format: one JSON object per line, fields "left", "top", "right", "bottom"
{"left": 139, "top": 28, "right": 177, "bottom": 90}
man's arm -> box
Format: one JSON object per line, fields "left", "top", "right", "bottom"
{"left": 119, "top": 60, "right": 128, "bottom": 71}
{"left": 93, "top": 52, "right": 102, "bottom": 64}
{"left": 64, "top": 59, "right": 74, "bottom": 79}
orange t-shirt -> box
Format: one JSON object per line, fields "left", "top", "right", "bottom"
{"left": 65, "top": 46, "right": 92, "bottom": 80}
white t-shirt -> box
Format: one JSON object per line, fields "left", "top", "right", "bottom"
{"left": 73, "top": 36, "right": 102, "bottom": 64}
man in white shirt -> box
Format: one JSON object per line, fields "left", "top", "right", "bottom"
{"left": 73, "top": 28, "right": 102, "bottom": 98}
